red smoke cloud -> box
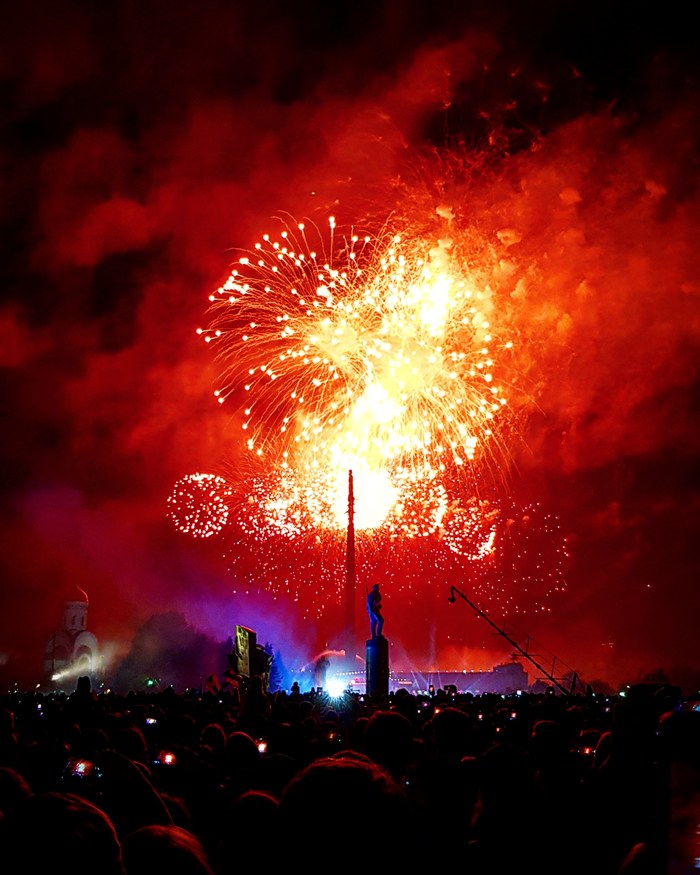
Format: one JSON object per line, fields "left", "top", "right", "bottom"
{"left": 1, "top": 2, "right": 698, "bottom": 691}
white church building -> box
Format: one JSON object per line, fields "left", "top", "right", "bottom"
{"left": 43, "top": 598, "right": 102, "bottom": 689}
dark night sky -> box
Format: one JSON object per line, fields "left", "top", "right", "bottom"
{"left": 1, "top": 1, "right": 699, "bottom": 691}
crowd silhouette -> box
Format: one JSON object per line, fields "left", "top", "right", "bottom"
{"left": 0, "top": 676, "right": 698, "bottom": 874}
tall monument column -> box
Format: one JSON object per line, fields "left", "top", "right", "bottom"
{"left": 345, "top": 470, "right": 356, "bottom": 650}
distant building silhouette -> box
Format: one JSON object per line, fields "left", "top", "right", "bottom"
{"left": 332, "top": 659, "right": 531, "bottom": 695}
{"left": 43, "top": 598, "right": 102, "bottom": 689}
{"left": 392, "top": 660, "right": 530, "bottom": 695}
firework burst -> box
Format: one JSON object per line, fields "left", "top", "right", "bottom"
{"left": 173, "top": 213, "right": 567, "bottom": 622}
{"left": 167, "top": 473, "right": 233, "bottom": 538}
{"left": 198, "top": 216, "right": 513, "bottom": 527}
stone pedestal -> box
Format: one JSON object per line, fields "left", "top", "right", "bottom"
{"left": 365, "top": 635, "right": 389, "bottom": 697}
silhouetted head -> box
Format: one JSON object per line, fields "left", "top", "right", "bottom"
{"left": 363, "top": 709, "right": 415, "bottom": 780}
{"left": 122, "top": 824, "right": 214, "bottom": 875}
{"left": 0, "top": 791, "right": 124, "bottom": 875}
{"left": 279, "top": 755, "right": 409, "bottom": 862}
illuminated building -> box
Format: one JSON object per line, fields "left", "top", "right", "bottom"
{"left": 43, "top": 598, "right": 102, "bottom": 689}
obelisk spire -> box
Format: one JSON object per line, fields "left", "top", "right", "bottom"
{"left": 345, "top": 469, "right": 356, "bottom": 649}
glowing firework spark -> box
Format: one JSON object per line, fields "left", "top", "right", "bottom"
{"left": 235, "top": 465, "right": 394, "bottom": 535}
{"left": 443, "top": 499, "right": 569, "bottom": 615}
{"left": 223, "top": 472, "right": 567, "bottom": 618}
{"left": 443, "top": 497, "right": 500, "bottom": 561}
{"left": 233, "top": 463, "right": 449, "bottom": 538}
{"left": 199, "top": 216, "right": 512, "bottom": 529}
{"left": 167, "top": 473, "right": 233, "bottom": 538}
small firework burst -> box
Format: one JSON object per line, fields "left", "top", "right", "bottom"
{"left": 167, "top": 473, "right": 233, "bottom": 538}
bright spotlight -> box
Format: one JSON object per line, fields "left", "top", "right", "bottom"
{"left": 326, "top": 677, "right": 346, "bottom": 698}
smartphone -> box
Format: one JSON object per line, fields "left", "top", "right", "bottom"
{"left": 69, "top": 759, "right": 95, "bottom": 777}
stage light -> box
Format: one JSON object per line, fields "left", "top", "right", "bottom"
{"left": 326, "top": 677, "right": 346, "bottom": 698}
